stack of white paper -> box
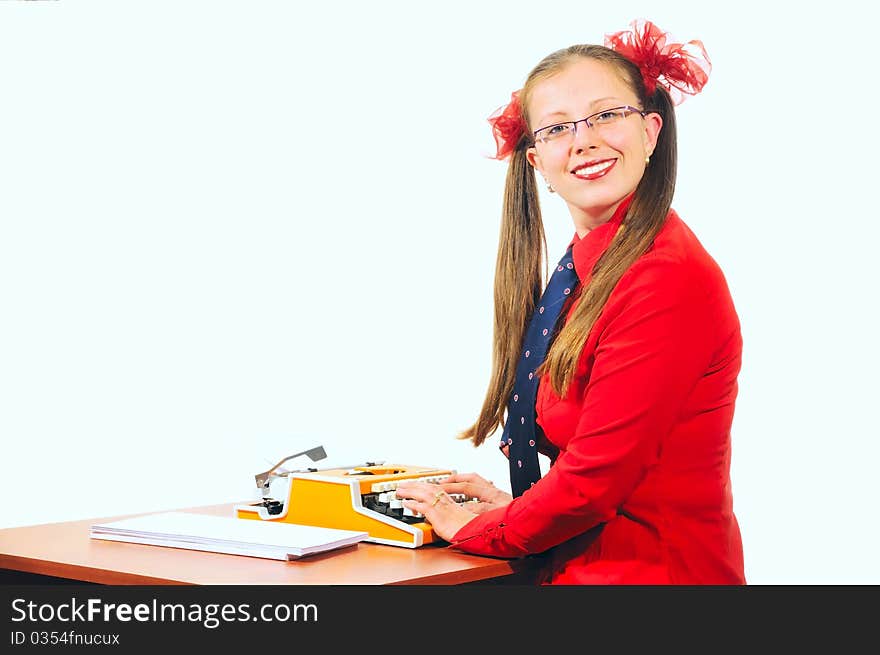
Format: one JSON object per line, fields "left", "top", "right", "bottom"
{"left": 90, "top": 511, "right": 368, "bottom": 560}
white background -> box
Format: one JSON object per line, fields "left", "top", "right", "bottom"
{"left": 1, "top": 0, "right": 877, "bottom": 584}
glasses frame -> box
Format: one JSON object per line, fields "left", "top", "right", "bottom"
{"left": 532, "top": 105, "right": 647, "bottom": 144}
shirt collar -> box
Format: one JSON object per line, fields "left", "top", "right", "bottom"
{"left": 567, "top": 193, "right": 635, "bottom": 283}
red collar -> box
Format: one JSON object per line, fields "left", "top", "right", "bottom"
{"left": 567, "top": 194, "right": 635, "bottom": 283}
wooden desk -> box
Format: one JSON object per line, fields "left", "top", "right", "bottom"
{"left": 0, "top": 503, "right": 536, "bottom": 585}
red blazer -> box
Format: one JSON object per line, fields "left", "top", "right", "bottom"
{"left": 450, "top": 199, "right": 745, "bottom": 584}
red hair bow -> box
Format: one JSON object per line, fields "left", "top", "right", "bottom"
{"left": 487, "top": 90, "right": 527, "bottom": 160}
{"left": 605, "top": 19, "right": 711, "bottom": 105}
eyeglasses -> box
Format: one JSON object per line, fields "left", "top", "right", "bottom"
{"left": 533, "top": 106, "right": 646, "bottom": 145}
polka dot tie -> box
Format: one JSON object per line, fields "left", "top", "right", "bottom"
{"left": 501, "top": 245, "right": 580, "bottom": 497}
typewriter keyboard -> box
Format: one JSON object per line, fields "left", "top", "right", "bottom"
{"left": 361, "top": 474, "right": 469, "bottom": 523}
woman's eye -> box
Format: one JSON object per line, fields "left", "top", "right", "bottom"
{"left": 546, "top": 124, "right": 570, "bottom": 136}
{"left": 594, "top": 110, "right": 621, "bottom": 123}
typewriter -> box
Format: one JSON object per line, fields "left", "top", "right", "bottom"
{"left": 234, "top": 446, "right": 470, "bottom": 548}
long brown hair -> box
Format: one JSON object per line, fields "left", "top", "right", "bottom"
{"left": 460, "top": 44, "right": 678, "bottom": 447}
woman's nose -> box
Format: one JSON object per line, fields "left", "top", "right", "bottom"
{"left": 572, "top": 120, "right": 599, "bottom": 153}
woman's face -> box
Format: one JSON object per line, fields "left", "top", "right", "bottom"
{"left": 526, "top": 57, "right": 662, "bottom": 233}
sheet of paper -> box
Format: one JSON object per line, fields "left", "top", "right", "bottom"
{"left": 90, "top": 511, "right": 368, "bottom": 560}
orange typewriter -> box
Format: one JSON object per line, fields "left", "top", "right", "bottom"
{"left": 235, "top": 446, "right": 469, "bottom": 548}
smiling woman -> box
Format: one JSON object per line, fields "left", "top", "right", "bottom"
{"left": 525, "top": 58, "right": 662, "bottom": 235}
{"left": 395, "top": 19, "right": 745, "bottom": 585}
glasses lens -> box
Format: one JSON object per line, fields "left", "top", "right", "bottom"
{"left": 536, "top": 123, "right": 574, "bottom": 143}
{"left": 592, "top": 108, "right": 628, "bottom": 125}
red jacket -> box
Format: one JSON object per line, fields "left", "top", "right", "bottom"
{"left": 450, "top": 200, "right": 745, "bottom": 584}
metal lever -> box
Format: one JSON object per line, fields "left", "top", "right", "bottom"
{"left": 254, "top": 445, "right": 327, "bottom": 494}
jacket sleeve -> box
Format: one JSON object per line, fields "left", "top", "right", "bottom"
{"left": 449, "top": 254, "right": 725, "bottom": 557}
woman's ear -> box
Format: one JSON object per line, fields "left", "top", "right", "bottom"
{"left": 644, "top": 112, "right": 663, "bottom": 157}
{"left": 526, "top": 146, "right": 543, "bottom": 175}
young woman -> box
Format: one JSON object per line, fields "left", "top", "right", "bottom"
{"left": 397, "top": 20, "right": 745, "bottom": 584}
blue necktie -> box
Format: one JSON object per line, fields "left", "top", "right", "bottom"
{"left": 501, "top": 245, "right": 580, "bottom": 497}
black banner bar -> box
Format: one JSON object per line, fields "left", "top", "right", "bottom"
{"left": 1, "top": 584, "right": 876, "bottom": 650}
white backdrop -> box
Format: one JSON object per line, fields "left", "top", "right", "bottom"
{"left": 1, "top": 0, "right": 877, "bottom": 584}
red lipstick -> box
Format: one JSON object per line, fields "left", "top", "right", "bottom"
{"left": 571, "top": 159, "right": 616, "bottom": 180}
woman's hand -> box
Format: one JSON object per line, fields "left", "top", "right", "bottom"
{"left": 439, "top": 472, "right": 511, "bottom": 514}
{"left": 396, "top": 472, "right": 513, "bottom": 542}
{"left": 394, "top": 482, "right": 477, "bottom": 542}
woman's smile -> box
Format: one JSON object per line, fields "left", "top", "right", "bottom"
{"left": 571, "top": 158, "right": 617, "bottom": 180}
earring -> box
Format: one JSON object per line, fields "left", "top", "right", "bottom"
{"left": 645, "top": 155, "right": 651, "bottom": 164}
{"left": 543, "top": 177, "right": 555, "bottom": 193}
